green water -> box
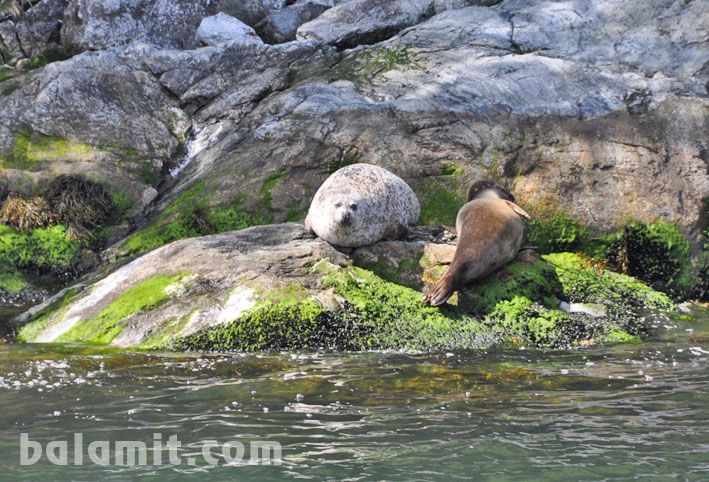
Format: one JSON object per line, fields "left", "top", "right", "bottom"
{"left": 0, "top": 311, "right": 707, "bottom": 481}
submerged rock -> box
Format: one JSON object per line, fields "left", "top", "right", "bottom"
{"left": 15, "top": 224, "right": 674, "bottom": 351}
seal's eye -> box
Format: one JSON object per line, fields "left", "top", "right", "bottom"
{"left": 350, "top": 203, "right": 358, "bottom": 211}
{"left": 335, "top": 202, "right": 342, "bottom": 208}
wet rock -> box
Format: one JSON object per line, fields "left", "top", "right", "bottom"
{"left": 196, "top": 12, "right": 263, "bottom": 47}
{"left": 296, "top": 0, "right": 435, "bottom": 49}
{"left": 15, "top": 224, "right": 674, "bottom": 350}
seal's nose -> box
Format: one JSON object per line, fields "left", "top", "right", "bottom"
{"left": 339, "top": 212, "right": 352, "bottom": 225}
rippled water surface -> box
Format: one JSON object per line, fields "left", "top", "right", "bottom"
{"left": 0, "top": 311, "right": 707, "bottom": 481}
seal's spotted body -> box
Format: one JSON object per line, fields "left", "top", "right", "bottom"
{"left": 305, "top": 164, "right": 420, "bottom": 248}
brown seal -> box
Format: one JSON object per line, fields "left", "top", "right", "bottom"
{"left": 422, "top": 181, "right": 530, "bottom": 306}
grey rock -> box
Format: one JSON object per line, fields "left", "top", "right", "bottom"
{"left": 61, "top": 0, "right": 215, "bottom": 51}
{"left": 215, "top": 0, "right": 269, "bottom": 28}
{"left": 0, "top": 47, "right": 189, "bottom": 211}
{"left": 258, "top": 1, "right": 330, "bottom": 44}
{"left": 196, "top": 12, "right": 263, "bottom": 47}
{"left": 14, "top": 0, "right": 68, "bottom": 57}
{"left": 433, "top": 0, "right": 501, "bottom": 13}
{"left": 19, "top": 223, "right": 350, "bottom": 345}
{"left": 296, "top": 0, "right": 435, "bottom": 48}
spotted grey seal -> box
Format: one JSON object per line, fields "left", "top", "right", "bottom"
{"left": 423, "top": 181, "right": 530, "bottom": 306}
{"left": 305, "top": 163, "right": 420, "bottom": 248}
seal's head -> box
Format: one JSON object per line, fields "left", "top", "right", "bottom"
{"left": 310, "top": 187, "right": 369, "bottom": 245}
{"left": 467, "top": 181, "right": 515, "bottom": 202}
{"left": 332, "top": 195, "right": 360, "bottom": 227}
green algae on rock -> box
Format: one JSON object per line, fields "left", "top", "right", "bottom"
{"left": 122, "top": 181, "right": 268, "bottom": 256}
{"left": 18, "top": 273, "right": 191, "bottom": 344}
{"left": 15, "top": 224, "right": 682, "bottom": 352}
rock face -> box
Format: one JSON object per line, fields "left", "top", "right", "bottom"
{"left": 1, "top": 0, "right": 708, "bottom": 321}
{"left": 61, "top": 0, "right": 216, "bottom": 51}
{"left": 0, "top": 47, "right": 190, "bottom": 209}
{"left": 15, "top": 223, "right": 673, "bottom": 350}
{"left": 196, "top": 12, "right": 263, "bottom": 47}
{"left": 0, "top": 0, "right": 68, "bottom": 61}
{"left": 258, "top": 1, "right": 330, "bottom": 44}
{"left": 296, "top": 0, "right": 436, "bottom": 48}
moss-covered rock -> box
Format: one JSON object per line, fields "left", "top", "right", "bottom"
{"left": 17, "top": 273, "right": 190, "bottom": 344}
{"left": 607, "top": 220, "right": 695, "bottom": 299}
{"left": 16, "top": 224, "right": 682, "bottom": 352}
{"left": 121, "top": 180, "right": 269, "bottom": 256}
{"left": 0, "top": 224, "right": 84, "bottom": 274}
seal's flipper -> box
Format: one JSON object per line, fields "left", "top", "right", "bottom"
{"left": 422, "top": 276, "right": 455, "bottom": 306}
{"left": 505, "top": 201, "right": 531, "bottom": 219}
{"left": 384, "top": 223, "right": 409, "bottom": 241}
{"left": 304, "top": 215, "right": 315, "bottom": 235}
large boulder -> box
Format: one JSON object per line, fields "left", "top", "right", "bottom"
{"left": 0, "top": 47, "right": 190, "bottom": 209}
{"left": 15, "top": 224, "right": 674, "bottom": 350}
{"left": 296, "top": 0, "right": 435, "bottom": 48}
{"left": 0, "top": 0, "right": 68, "bottom": 62}
{"left": 258, "top": 1, "right": 331, "bottom": 44}
{"left": 196, "top": 12, "right": 263, "bottom": 47}
{"left": 61, "top": 0, "right": 216, "bottom": 51}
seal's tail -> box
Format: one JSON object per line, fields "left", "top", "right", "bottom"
{"left": 422, "top": 276, "right": 455, "bottom": 307}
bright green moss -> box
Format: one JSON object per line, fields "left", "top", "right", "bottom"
{"left": 0, "top": 132, "right": 139, "bottom": 170}
{"left": 440, "top": 163, "right": 463, "bottom": 176}
{"left": 525, "top": 206, "right": 592, "bottom": 254}
{"left": 486, "top": 296, "right": 579, "bottom": 348}
{"left": 603, "top": 328, "right": 642, "bottom": 344}
{"left": 0, "top": 270, "right": 27, "bottom": 294}
{"left": 16, "top": 286, "right": 83, "bottom": 342}
{"left": 544, "top": 252, "right": 673, "bottom": 314}
{"left": 321, "top": 265, "right": 490, "bottom": 351}
{"left": 417, "top": 177, "right": 466, "bottom": 226}
{"left": 123, "top": 183, "right": 261, "bottom": 255}
{"left": 57, "top": 273, "right": 187, "bottom": 345}
{"left": 180, "top": 265, "right": 493, "bottom": 352}
{"left": 459, "top": 259, "right": 563, "bottom": 316}
{"left": 0, "top": 224, "right": 84, "bottom": 273}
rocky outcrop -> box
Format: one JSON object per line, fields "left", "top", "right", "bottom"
{"left": 0, "top": 47, "right": 190, "bottom": 210}
{"left": 0, "top": 0, "right": 67, "bottom": 62}
{"left": 296, "top": 0, "right": 436, "bottom": 48}
{"left": 1, "top": 0, "right": 707, "bottom": 320}
{"left": 61, "top": 0, "right": 215, "bottom": 51}
{"left": 14, "top": 223, "right": 673, "bottom": 350}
